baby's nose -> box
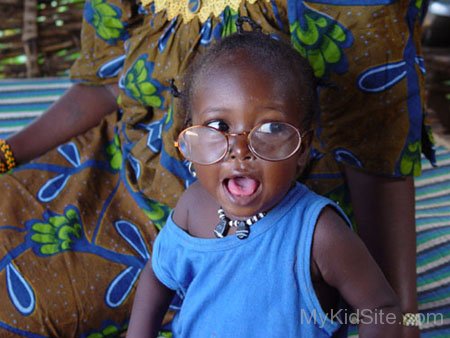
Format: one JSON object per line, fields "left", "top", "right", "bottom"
{"left": 228, "top": 133, "right": 254, "bottom": 161}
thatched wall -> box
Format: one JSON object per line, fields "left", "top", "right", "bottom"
{"left": 0, "top": 0, "right": 84, "bottom": 78}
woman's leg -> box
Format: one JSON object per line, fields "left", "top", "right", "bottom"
{"left": 344, "top": 164, "right": 420, "bottom": 338}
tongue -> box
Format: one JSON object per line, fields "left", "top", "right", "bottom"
{"left": 227, "top": 177, "right": 259, "bottom": 197}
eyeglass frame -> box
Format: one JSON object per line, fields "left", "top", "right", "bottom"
{"left": 174, "top": 121, "right": 307, "bottom": 165}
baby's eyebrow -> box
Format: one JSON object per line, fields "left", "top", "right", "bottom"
{"left": 262, "top": 107, "right": 288, "bottom": 114}
{"left": 196, "top": 107, "right": 230, "bottom": 117}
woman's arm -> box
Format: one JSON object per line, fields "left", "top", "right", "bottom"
{"left": 6, "top": 83, "right": 119, "bottom": 164}
{"left": 127, "top": 261, "right": 175, "bottom": 338}
{"left": 312, "top": 207, "right": 402, "bottom": 337}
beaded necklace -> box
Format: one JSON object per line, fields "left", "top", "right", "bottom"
{"left": 214, "top": 207, "right": 266, "bottom": 240}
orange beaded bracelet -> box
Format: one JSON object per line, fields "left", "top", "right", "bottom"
{"left": 0, "top": 139, "right": 16, "bottom": 174}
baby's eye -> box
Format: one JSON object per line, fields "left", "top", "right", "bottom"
{"left": 258, "top": 122, "right": 286, "bottom": 134}
{"left": 206, "top": 120, "right": 229, "bottom": 132}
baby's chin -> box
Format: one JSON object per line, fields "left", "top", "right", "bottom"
{"left": 219, "top": 192, "right": 273, "bottom": 220}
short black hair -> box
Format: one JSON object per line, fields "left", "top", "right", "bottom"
{"left": 180, "top": 30, "right": 318, "bottom": 130}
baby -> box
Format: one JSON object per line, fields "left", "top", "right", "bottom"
{"left": 127, "top": 30, "right": 402, "bottom": 337}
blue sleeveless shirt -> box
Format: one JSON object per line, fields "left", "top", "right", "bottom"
{"left": 152, "top": 183, "right": 350, "bottom": 337}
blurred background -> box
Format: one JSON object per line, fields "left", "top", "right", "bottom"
{"left": 0, "top": 0, "right": 84, "bottom": 78}
{"left": 422, "top": 0, "right": 450, "bottom": 137}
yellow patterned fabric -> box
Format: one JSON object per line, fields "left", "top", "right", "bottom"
{"left": 143, "top": 0, "right": 269, "bottom": 23}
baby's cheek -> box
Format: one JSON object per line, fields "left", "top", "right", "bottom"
{"left": 194, "top": 165, "right": 222, "bottom": 194}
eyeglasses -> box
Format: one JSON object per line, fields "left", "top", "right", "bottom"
{"left": 174, "top": 122, "right": 303, "bottom": 165}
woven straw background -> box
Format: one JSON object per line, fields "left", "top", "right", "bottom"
{"left": 0, "top": 0, "right": 84, "bottom": 78}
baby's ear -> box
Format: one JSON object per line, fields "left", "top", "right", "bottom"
{"left": 297, "top": 129, "right": 314, "bottom": 169}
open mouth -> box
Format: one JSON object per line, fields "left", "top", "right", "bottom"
{"left": 224, "top": 176, "right": 260, "bottom": 197}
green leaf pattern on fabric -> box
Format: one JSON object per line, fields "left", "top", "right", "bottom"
{"left": 290, "top": 5, "right": 352, "bottom": 78}
{"left": 30, "top": 208, "right": 82, "bottom": 255}
{"left": 86, "top": 322, "right": 128, "bottom": 338}
{"left": 89, "top": 0, "right": 125, "bottom": 42}
{"left": 400, "top": 141, "right": 422, "bottom": 176}
{"left": 123, "top": 56, "right": 164, "bottom": 108}
{"left": 221, "top": 7, "right": 238, "bottom": 37}
{"left": 106, "top": 134, "right": 123, "bottom": 171}
{"left": 143, "top": 200, "right": 171, "bottom": 231}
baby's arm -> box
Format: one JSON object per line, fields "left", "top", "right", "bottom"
{"left": 127, "top": 185, "right": 198, "bottom": 337}
{"left": 126, "top": 261, "right": 175, "bottom": 338}
{"left": 312, "top": 207, "right": 402, "bottom": 337}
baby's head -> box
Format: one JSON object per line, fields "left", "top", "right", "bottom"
{"left": 177, "top": 31, "right": 318, "bottom": 218}
{"left": 181, "top": 31, "right": 317, "bottom": 129}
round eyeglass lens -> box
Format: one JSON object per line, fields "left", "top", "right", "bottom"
{"left": 178, "top": 126, "right": 228, "bottom": 165}
{"left": 249, "top": 122, "right": 301, "bottom": 160}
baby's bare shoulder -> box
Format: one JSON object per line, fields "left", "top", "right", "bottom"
{"left": 173, "top": 182, "right": 218, "bottom": 233}
{"left": 173, "top": 182, "right": 199, "bottom": 230}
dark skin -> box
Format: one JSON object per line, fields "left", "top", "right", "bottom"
{"left": 4, "top": 83, "right": 119, "bottom": 164}
{"left": 345, "top": 167, "right": 419, "bottom": 337}
{"left": 127, "top": 51, "right": 402, "bottom": 337}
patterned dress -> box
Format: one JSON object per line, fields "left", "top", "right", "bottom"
{"left": 0, "top": 0, "right": 434, "bottom": 336}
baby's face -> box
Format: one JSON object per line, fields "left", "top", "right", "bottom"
{"left": 189, "top": 52, "right": 311, "bottom": 219}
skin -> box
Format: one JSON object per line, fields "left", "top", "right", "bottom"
{"left": 127, "top": 51, "right": 402, "bottom": 337}
{"left": 4, "top": 83, "right": 118, "bottom": 164}
{"left": 188, "top": 52, "right": 310, "bottom": 221}
{"left": 345, "top": 167, "right": 419, "bottom": 337}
